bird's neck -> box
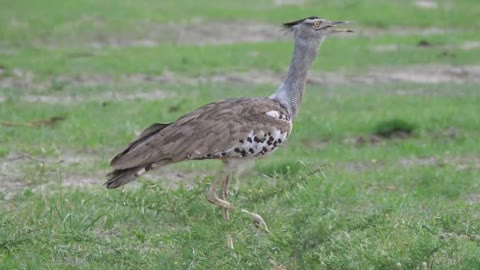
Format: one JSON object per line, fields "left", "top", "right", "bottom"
{"left": 270, "top": 37, "right": 324, "bottom": 120}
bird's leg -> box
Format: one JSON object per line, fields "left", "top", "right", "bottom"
{"left": 206, "top": 171, "right": 234, "bottom": 211}
{"left": 220, "top": 173, "right": 231, "bottom": 221}
{"left": 240, "top": 209, "right": 269, "bottom": 233}
{"left": 226, "top": 177, "right": 269, "bottom": 232}
{"left": 206, "top": 169, "right": 269, "bottom": 234}
{"left": 220, "top": 174, "right": 234, "bottom": 249}
{"left": 206, "top": 171, "right": 234, "bottom": 248}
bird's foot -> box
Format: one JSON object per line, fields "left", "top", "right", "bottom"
{"left": 207, "top": 196, "right": 235, "bottom": 210}
{"left": 241, "top": 209, "right": 269, "bottom": 233}
{"left": 226, "top": 234, "right": 234, "bottom": 249}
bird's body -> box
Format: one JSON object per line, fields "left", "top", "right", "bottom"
{"left": 106, "top": 97, "right": 292, "bottom": 188}
{"left": 106, "top": 16, "right": 352, "bottom": 247}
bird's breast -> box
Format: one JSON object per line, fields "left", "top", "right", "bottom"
{"left": 222, "top": 120, "right": 292, "bottom": 159}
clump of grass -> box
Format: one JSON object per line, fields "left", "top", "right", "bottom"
{"left": 372, "top": 119, "right": 416, "bottom": 138}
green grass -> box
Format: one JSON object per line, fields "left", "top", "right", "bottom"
{"left": 1, "top": 0, "right": 480, "bottom": 269}
{"left": 1, "top": 32, "right": 480, "bottom": 78}
{"left": 1, "top": 0, "right": 479, "bottom": 48}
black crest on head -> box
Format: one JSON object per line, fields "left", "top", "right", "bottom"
{"left": 283, "top": 16, "right": 320, "bottom": 29}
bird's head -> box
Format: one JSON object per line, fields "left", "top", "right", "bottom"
{"left": 283, "top": 16, "right": 353, "bottom": 43}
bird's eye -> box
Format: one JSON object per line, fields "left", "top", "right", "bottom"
{"left": 313, "top": 21, "right": 322, "bottom": 28}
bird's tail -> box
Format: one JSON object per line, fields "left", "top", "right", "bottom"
{"left": 105, "top": 166, "right": 148, "bottom": 189}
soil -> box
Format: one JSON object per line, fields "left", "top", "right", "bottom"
{"left": 372, "top": 41, "right": 480, "bottom": 52}
{"left": 415, "top": 0, "right": 438, "bottom": 9}
{"left": 0, "top": 151, "right": 211, "bottom": 198}
{"left": 2, "top": 64, "right": 479, "bottom": 103}
{"left": 29, "top": 19, "right": 458, "bottom": 48}
{"left": 20, "top": 89, "right": 170, "bottom": 104}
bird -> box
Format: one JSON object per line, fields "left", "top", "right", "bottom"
{"left": 106, "top": 16, "right": 352, "bottom": 247}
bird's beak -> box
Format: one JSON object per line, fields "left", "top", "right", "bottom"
{"left": 325, "top": 21, "right": 354, "bottom": 34}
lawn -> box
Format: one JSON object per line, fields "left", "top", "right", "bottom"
{"left": 1, "top": 0, "right": 480, "bottom": 269}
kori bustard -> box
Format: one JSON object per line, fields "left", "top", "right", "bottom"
{"left": 106, "top": 16, "right": 352, "bottom": 244}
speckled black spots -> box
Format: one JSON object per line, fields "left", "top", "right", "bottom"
{"left": 239, "top": 139, "right": 244, "bottom": 143}
{"left": 268, "top": 136, "right": 274, "bottom": 142}
{"left": 273, "top": 141, "right": 278, "bottom": 147}
{"left": 221, "top": 152, "right": 227, "bottom": 157}
{"left": 234, "top": 148, "right": 241, "bottom": 153}
{"left": 255, "top": 136, "right": 266, "bottom": 143}
{"left": 267, "top": 140, "right": 273, "bottom": 146}
{"left": 267, "top": 132, "right": 271, "bottom": 136}
{"left": 241, "top": 150, "right": 247, "bottom": 157}
{"left": 279, "top": 114, "right": 289, "bottom": 121}
{"left": 247, "top": 137, "right": 253, "bottom": 143}
{"left": 277, "top": 139, "right": 282, "bottom": 143}
{"left": 248, "top": 148, "right": 254, "bottom": 154}
{"left": 262, "top": 147, "right": 268, "bottom": 152}
{"left": 145, "top": 164, "right": 153, "bottom": 171}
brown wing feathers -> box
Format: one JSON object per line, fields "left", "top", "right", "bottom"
{"left": 106, "top": 98, "right": 291, "bottom": 188}
{"left": 110, "top": 123, "right": 171, "bottom": 165}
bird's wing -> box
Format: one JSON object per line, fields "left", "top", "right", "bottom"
{"left": 111, "top": 122, "right": 171, "bottom": 162}
{"left": 110, "top": 98, "right": 292, "bottom": 170}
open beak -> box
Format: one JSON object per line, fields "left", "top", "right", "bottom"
{"left": 325, "top": 21, "right": 354, "bottom": 34}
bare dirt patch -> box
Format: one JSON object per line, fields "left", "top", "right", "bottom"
{"left": 0, "top": 152, "right": 102, "bottom": 196}
{"left": 359, "top": 26, "right": 449, "bottom": 38}
{"left": 336, "top": 160, "right": 380, "bottom": 172}
{"left": 142, "top": 166, "right": 209, "bottom": 190}
{"left": 77, "top": 24, "right": 457, "bottom": 47}
{"left": 341, "top": 135, "right": 384, "bottom": 146}
{"left": 20, "top": 167, "right": 205, "bottom": 195}
{"left": 214, "top": 65, "right": 480, "bottom": 87}
{"left": 173, "top": 21, "right": 286, "bottom": 46}
{"left": 31, "top": 17, "right": 461, "bottom": 49}
{"left": 186, "top": 64, "right": 480, "bottom": 88}
{"left": 459, "top": 41, "right": 480, "bottom": 50}
{"left": 209, "top": 70, "right": 283, "bottom": 86}
{"left": 357, "top": 65, "right": 480, "bottom": 85}
{"left": 1, "top": 64, "right": 479, "bottom": 104}
{"left": 302, "top": 138, "right": 331, "bottom": 151}
{"left": 86, "top": 24, "right": 455, "bottom": 47}
{"left": 273, "top": 0, "right": 305, "bottom": 5}
{"left": 38, "top": 21, "right": 287, "bottom": 49}
{"left": 447, "top": 156, "right": 480, "bottom": 171}
{"left": 52, "top": 72, "right": 201, "bottom": 88}
{"left": 371, "top": 41, "right": 480, "bottom": 52}
{"left": 20, "top": 89, "right": 170, "bottom": 104}
{"left": 0, "top": 151, "right": 213, "bottom": 198}
{"left": 397, "top": 157, "right": 439, "bottom": 168}
{"left": 0, "top": 68, "right": 38, "bottom": 89}
{"left": 336, "top": 155, "right": 480, "bottom": 173}
{"left": 466, "top": 194, "right": 480, "bottom": 205}
{"left": 398, "top": 156, "right": 480, "bottom": 170}
{"left": 0, "top": 70, "right": 189, "bottom": 90}
{"left": 0, "top": 71, "right": 174, "bottom": 103}
{"left": 415, "top": 0, "right": 438, "bottom": 9}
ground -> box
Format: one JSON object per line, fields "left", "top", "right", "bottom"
{"left": 1, "top": 0, "right": 480, "bottom": 269}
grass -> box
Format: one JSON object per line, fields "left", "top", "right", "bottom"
{"left": 1, "top": 0, "right": 480, "bottom": 269}
{"left": 2, "top": 32, "right": 480, "bottom": 77}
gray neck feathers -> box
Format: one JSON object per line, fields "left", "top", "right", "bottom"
{"left": 270, "top": 36, "right": 324, "bottom": 120}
